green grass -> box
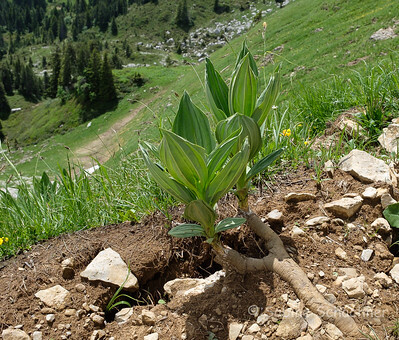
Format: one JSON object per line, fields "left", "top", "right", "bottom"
{"left": 1, "top": 0, "right": 399, "bottom": 258}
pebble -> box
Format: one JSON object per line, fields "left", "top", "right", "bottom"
{"left": 256, "top": 313, "right": 270, "bottom": 326}
{"left": 335, "top": 247, "right": 347, "bottom": 260}
{"left": 46, "top": 314, "right": 55, "bottom": 324}
{"left": 75, "top": 284, "right": 86, "bottom": 292}
{"left": 144, "top": 333, "right": 159, "bottom": 340}
{"left": 361, "top": 249, "right": 373, "bottom": 262}
{"left": 292, "top": 226, "right": 305, "bottom": 236}
{"left": 247, "top": 323, "right": 260, "bottom": 333}
{"left": 228, "top": 322, "right": 244, "bottom": 340}
{"left": 64, "top": 309, "right": 76, "bottom": 317}
{"left": 316, "top": 284, "right": 327, "bottom": 294}
{"left": 319, "top": 270, "right": 325, "bottom": 278}
{"left": 32, "top": 331, "right": 43, "bottom": 340}
{"left": 362, "top": 187, "right": 377, "bottom": 199}
{"left": 91, "top": 314, "right": 105, "bottom": 327}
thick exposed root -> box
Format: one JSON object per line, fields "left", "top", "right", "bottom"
{"left": 214, "top": 212, "right": 360, "bottom": 337}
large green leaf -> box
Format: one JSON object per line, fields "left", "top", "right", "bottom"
{"left": 229, "top": 54, "right": 257, "bottom": 117}
{"left": 207, "top": 142, "right": 250, "bottom": 205}
{"left": 206, "top": 134, "right": 240, "bottom": 182}
{"left": 234, "top": 41, "right": 259, "bottom": 77}
{"left": 168, "top": 224, "right": 206, "bottom": 238}
{"left": 215, "top": 217, "right": 246, "bottom": 234}
{"left": 246, "top": 148, "right": 285, "bottom": 181}
{"left": 172, "top": 91, "right": 215, "bottom": 154}
{"left": 140, "top": 145, "right": 196, "bottom": 204}
{"left": 184, "top": 199, "right": 216, "bottom": 236}
{"left": 215, "top": 114, "right": 262, "bottom": 160}
{"left": 205, "top": 58, "right": 229, "bottom": 121}
{"left": 159, "top": 130, "right": 208, "bottom": 194}
{"left": 252, "top": 70, "right": 281, "bottom": 127}
{"left": 383, "top": 203, "right": 399, "bottom": 228}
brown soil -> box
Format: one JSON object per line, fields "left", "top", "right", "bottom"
{"left": 1, "top": 168, "right": 399, "bottom": 340}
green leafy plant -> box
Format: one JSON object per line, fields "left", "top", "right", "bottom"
{"left": 204, "top": 41, "right": 284, "bottom": 210}
{"left": 382, "top": 203, "right": 399, "bottom": 229}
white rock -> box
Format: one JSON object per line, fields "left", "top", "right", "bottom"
{"left": 267, "top": 209, "right": 283, "bottom": 222}
{"left": 305, "top": 216, "right": 330, "bottom": 227}
{"left": 247, "top": 323, "right": 261, "bottom": 333}
{"left": 381, "top": 193, "right": 397, "bottom": 209}
{"left": 164, "top": 270, "right": 225, "bottom": 298}
{"left": 285, "top": 192, "right": 316, "bottom": 202}
{"left": 390, "top": 264, "right": 399, "bottom": 284}
{"left": 229, "top": 322, "right": 244, "bottom": 340}
{"left": 319, "top": 270, "right": 325, "bottom": 278}
{"left": 342, "top": 276, "right": 366, "bottom": 298}
{"left": 242, "top": 336, "right": 254, "bottom": 340}
{"left": 316, "top": 284, "right": 327, "bottom": 294}
{"left": 362, "top": 187, "right": 377, "bottom": 199}
{"left": 305, "top": 312, "right": 322, "bottom": 331}
{"left": 361, "top": 249, "right": 374, "bottom": 262}
{"left": 275, "top": 309, "right": 307, "bottom": 338}
{"left": 281, "top": 293, "right": 289, "bottom": 302}
{"left": 287, "top": 299, "right": 300, "bottom": 310}
{"left": 325, "top": 323, "right": 344, "bottom": 339}
{"left": 335, "top": 247, "right": 347, "bottom": 260}
{"left": 324, "top": 196, "right": 363, "bottom": 219}
{"left": 338, "top": 150, "right": 391, "bottom": 184}
{"left": 325, "top": 293, "right": 337, "bottom": 304}
{"left": 90, "top": 329, "right": 106, "bottom": 340}
{"left": 338, "top": 117, "right": 364, "bottom": 135}
{"left": 256, "top": 313, "right": 270, "bottom": 326}
{"left": 376, "top": 187, "right": 389, "bottom": 198}
{"left": 371, "top": 27, "right": 397, "bottom": 40}
{"left": 144, "top": 333, "right": 159, "bottom": 340}
{"left": 32, "top": 331, "right": 42, "bottom": 340}
{"left": 292, "top": 226, "right": 305, "bottom": 237}
{"left": 1, "top": 329, "right": 31, "bottom": 340}
{"left": 46, "top": 314, "right": 55, "bottom": 323}
{"left": 80, "top": 248, "right": 138, "bottom": 291}
{"left": 371, "top": 218, "right": 392, "bottom": 234}
{"left": 374, "top": 272, "right": 393, "bottom": 287}
{"left": 324, "top": 160, "right": 334, "bottom": 177}
{"left": 115, "top": 308, "right": 134, "bottom": 324}
{"left": 35, "top": 285, "right": 70, "bottom": 309}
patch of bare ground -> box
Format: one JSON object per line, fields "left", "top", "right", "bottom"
{"left": 0, "top": 168, "right": 398, "bottom": 339}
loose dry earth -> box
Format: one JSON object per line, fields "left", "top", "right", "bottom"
{"left": 1, "top": 167, "right": 399, "bottom": 340}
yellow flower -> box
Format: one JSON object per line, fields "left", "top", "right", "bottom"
{"left": 304, "top": 141, "right": 309, "bottom": 146}
{"left": 263, "top": 22, "right": 267, "bottom": 29}
{"left": 298, "top": 124, "right": 302, "bottom": 127}
{"left": 281, "top": 129, "right": 291, "bottom": 137}
{"left": 0, "top": 238, "right": 3, "bottom": 246}
{"left": 4, "top": 237, "right": 8, "bottom": 242}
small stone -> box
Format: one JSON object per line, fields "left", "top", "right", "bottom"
{"left": 390, "top": 264, "right": 399, "bottom": 284}
{"left": 247, "top": 323, "right": 261, "bottom": 333}
{"left": 325, "top": 293, "right": 337, "bottom": 303}
{"left": 287, "top": 299, "right": 300, "bottom": 310}
{"left": 41, "top": 307, "right": 55, "bottom": 314}
{"left": 325, "top": 323, "right": 344, "bottom": 339}
{"left": 35, "top": 285, "right": 70, "bottom": 310}
{"left": 256, "top": 313, "right": 270, "bottom": 326}
{"left": 275, "top": 309, "right": 307, "bottom": 338}
{"left": 89, "top": 305, "right": 100, "bottom": 313}
{"left": 305, "top": 216, "right": 330, "bottom": 226}
{"left": 46, "top": 314, "right": 56, "bottom": 324}
{"left": 335, "top": 247, "right": 347, "bottom": 260}
{"left": 381, "top": 193, "right": 397, "bottom": 209}
{"left": 371, "top": 218, "right": 392, "bottom": 234}
{"left": 242, "top": 336, "right": 254, "bottom": 340}
{"left": 82, "top": 303, "right": 90, "bottom": 312}
{"left": 292, "top": 226, "right": 305, "bottom": 237}
{"left": 229, "top": 322, "right": 244, "bottom": 340}
{"left": 198, "top": 314, "right": 207, "bottom": 329}
{"left": 324, "top": 196, "right": 363, "bottom": 219}
{"left": 281, "top": 294, "right": 289, "bottom": 302}
{"left": 32, "top": 331, "right": 43, "bottom": 340}
{"left": 1, "top": 329, "right": 31, "bottom": 340}
{"left": 362, "top": 187, "right": 377, "bottom": 199}
{"left": 376, "top": 187, "right": 389, "bottom": 198}
{"left": 91, "top": 314, "right": 104, "bottom": 327}
{"left": 319, "top": 270, "right": 325, "bottom": 278}
{"left": 64, "top": 309, "right": 76, "bottom": 317}
{"left": 324, "top": 160, "right": 334, "bottom": 177}
{"left": 285, "top": 192, "right": 316, "bottom": 203}
{"left": 75, "top": 284, "right": 86, "bottom": 293}
{"left": 90, "top": 330, "right": 106, "bottom": 340}
{"left": 267, "top": 209, "right": 283, "bottom": 222}
{"left": 361, "top": 249, "right": 374, "bottom": 262}
{"left": 305, "top": 312, "right": 322, "bottom": 331}
{"left": 141, "top": 310, "right": 156, "bottom": 326}
{"left": 115, "top": 308, "right": 133, "bottom": 324}
{"left": 374, "top": 272, "right": 393, "bottom": 287}
{"left": 307, "top": 272, "right": 315, "bottom": 280}
{"left": 342, "top": 276, "right": 366, "bottom": 298}
{"left": 316, "top": 284, "right": 327, "bottom": 294}
{"left": 144, "top": 333, "right": 159, "bottom": 340}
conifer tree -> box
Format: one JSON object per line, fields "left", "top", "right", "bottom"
{"left": 1, "top": 64, "right": 14, "bottom": 96}
{"left": 85, "top": 49, "right": 101, "bottom": 101}
{"left": 111, "top": 17, "right": 118, "bottom": 36}
{"left": 99, "top": 53, "right": 116, "bottom": 102}
{"left": 0, "top": 82, "right": 11, "bottom": 120}
{"left": 48, "top": 48, "right": 61, "bottom": 98}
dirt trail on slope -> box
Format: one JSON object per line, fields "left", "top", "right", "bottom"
{"left": 74, "top": 92, "right": 164, "bottom": 169}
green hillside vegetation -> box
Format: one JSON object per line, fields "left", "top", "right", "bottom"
{"left": 0, "top": 0, "right": 399, "bottom": 258}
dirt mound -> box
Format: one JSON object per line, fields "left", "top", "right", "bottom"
{"left": 0, "top": 168, "right": 398, "bottom": 339}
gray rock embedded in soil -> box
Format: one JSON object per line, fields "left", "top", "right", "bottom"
{"left": 371, "top": 218, "right": 392, "bottom": 234}
{"left": 324, "top": 196, "right": 363, "bottom": 219}
{"left": 115, "top": 307, "right": 134, "bottom": 324}
{"left": 275, "top": 309, "right": 307, "bottom": 339}
{"left": 335, "top": 247, "right": 347, "bottom": 260}
{"left": 80, "top": 248, "right": 138, "bottom": 291}
{"left": 305, "top": 311, "right": 322, "bottom": 331}
{"left": 1, "top": 329, "right": 31, "bottom": 340}
{"left": 381, "top": 193, "right": 397, "bottom": 209}
{"left": 390, "top": 264, "right": 399, "bottom": 284}
{"left": 362, "top": 187, "right": 377, "bottom": 199}
{"left": 370, "top": 27, "right": 398, "bottom": 40}
{"left": 35, "top": 285, "right": 70, "bottom": 309}
{"left": 305, "top": 216, "right": 330, "bottom": 226}
{"left": 285, "top": 192, "right": 316, "bottom": 203}
{"left": 325, "top": 323, "right": 344, "bottom": 339}
{"left": 229, "top": 322, "right": 244, "bottom": 340}
{"left": 378, "top": 123, "right": 399, "bottom": 153}
{"left": 338, "top": 150, "right": 391, "bottom": 183}
{"left": 342, "top": 276, "right": 366, "bottom": 298}
{"left": 361, "top": 249, "right": 374, "bottom": 262}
